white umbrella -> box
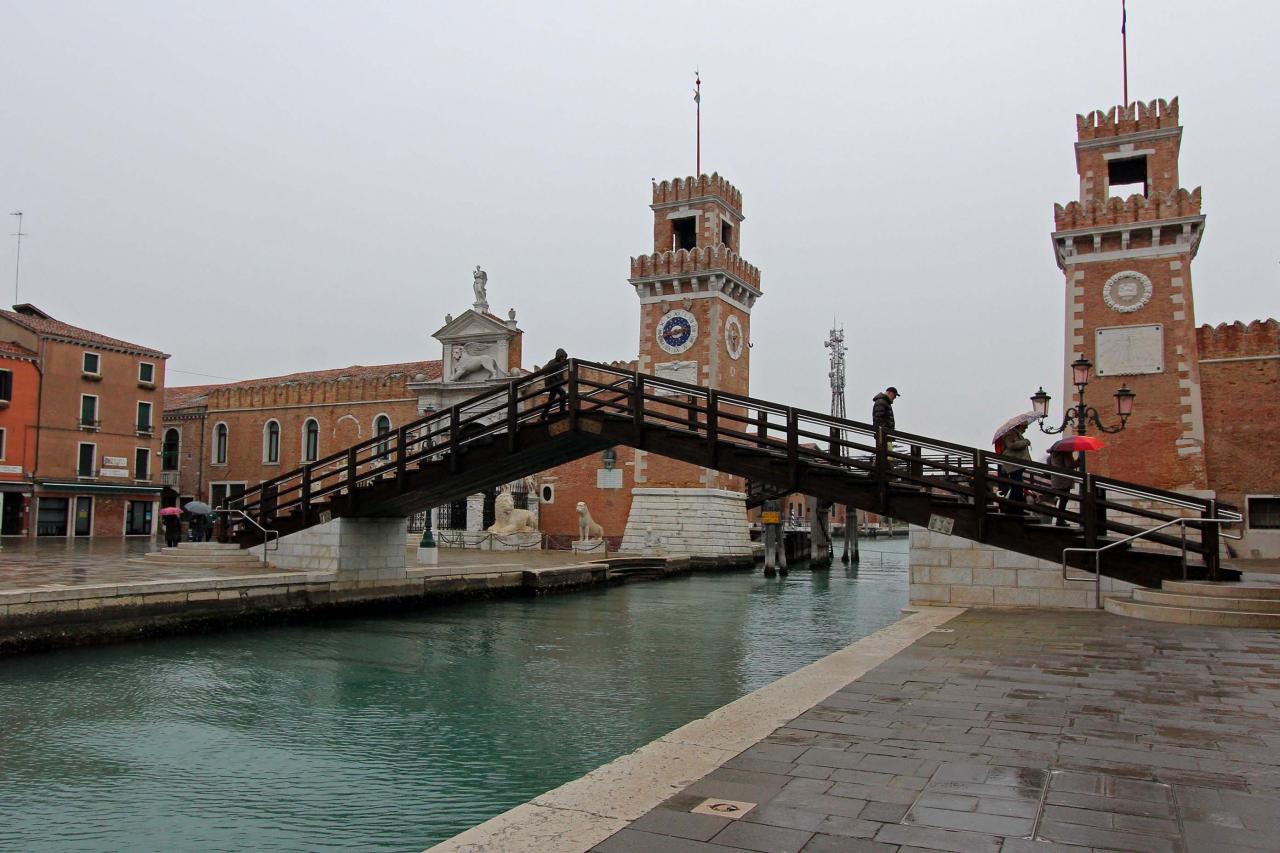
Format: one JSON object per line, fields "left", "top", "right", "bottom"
{"left": 991, "top": 412, "right": 1040, "bottom": 446}
{"left": 183, "top": 500, "right": 213, "bottom": 515}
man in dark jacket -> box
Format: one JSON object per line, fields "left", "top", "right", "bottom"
{"left": 871, "top": 387, "right": 899, "bottom": 431}
{"left": 540, "top": 348, "right": 570, "bottom": 420}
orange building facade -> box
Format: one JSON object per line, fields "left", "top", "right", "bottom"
{"left": 0, "top": 305, "right": 169, "bottom": 537}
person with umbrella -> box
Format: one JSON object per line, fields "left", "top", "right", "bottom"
{"left": 1045, "top": 436, "right": 1103, "bottom": 526}
{"left": 992, "top": 412, "right": 1038, "bottom": 517}
{"left": 184, "top": 500, "right": 212, "bottom": 542}
{"left": 159, "top": 506, "right": 183, "bottom": 547}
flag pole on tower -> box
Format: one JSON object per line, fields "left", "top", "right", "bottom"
{"left": 1121, "top": 0, "right": 1129, "bottom": 105}
{"left": 694, "top": 69, "right": 701, "bottom": 176}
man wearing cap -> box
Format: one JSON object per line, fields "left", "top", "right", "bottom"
{"left": 871, "top": 387, "right": 899, "bottom": 431}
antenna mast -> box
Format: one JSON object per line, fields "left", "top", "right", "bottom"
{"left": 825, "top": 323, "right": 858, "bottom": 563}
{"left": 9, "top": 211, "right": 26, "bottom": 306}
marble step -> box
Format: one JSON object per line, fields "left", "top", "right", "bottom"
{"left": 1162, "top": 580, "right": 1280, "bottom": 600}
{"left": 1134, "top": 588, "right": 1280, "bottom": 613}
{"left": 1105, "top": 595, "right": 1280, "bottom": 628}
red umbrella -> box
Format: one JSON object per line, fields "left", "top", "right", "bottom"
{"left": 159, "top": 506, "right": 182, "bottom": 517}
{"left": 1050, "top": 435, "right": 1103, "bottom": 453}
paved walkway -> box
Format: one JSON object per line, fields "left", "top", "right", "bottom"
{"left": 594, "top": 610, "right": 1280, "bottom": 853}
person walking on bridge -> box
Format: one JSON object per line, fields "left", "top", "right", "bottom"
{"left": 871, "top": 387, "right": 899, "bottom": 431}
{"left": 540, "top": 348, "right": 570, "bottom": 421}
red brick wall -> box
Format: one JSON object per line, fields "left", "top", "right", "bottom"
{"left": 1199, "top": 320, "right": 1280, "bottom": 511}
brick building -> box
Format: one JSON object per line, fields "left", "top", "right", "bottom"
{"left": 0, "top": 305, "right": 169, "bottom": 537}
{"left": 1051, "top": 98, "right": 1279, "bottom": 557}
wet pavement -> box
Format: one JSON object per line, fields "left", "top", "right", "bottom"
{"left": 596, "top": 609, "right": 1280, "bottom": 853}
{"left": 0, "top": 536, "right": 616, "bottom": 591}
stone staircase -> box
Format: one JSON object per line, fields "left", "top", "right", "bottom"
{"left": 132, "top": 541, "right": 274, "bottom": 571}
{"left": 1105, "top": 578, "right": 1280, "bottom": 627}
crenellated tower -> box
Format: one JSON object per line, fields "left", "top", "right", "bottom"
{"left": 617, "top": 173, "right": 763, "bottom": 557}
{"left": 1051, "top": 97, "right": 1208, "bottom": 492}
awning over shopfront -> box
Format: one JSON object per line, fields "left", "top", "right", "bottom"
{"left": 0, "top": 482, "right": 33, "bottom": 494}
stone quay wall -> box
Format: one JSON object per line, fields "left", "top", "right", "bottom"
{"left": 908, "top": 526, "right": 1135, "bottom": 609}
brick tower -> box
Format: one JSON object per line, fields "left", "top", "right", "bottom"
{"left": 1051, "top": 98, "right": 1209, "bottom": 493}
{"left": 618, "top": 173, "right": 763, "bottom": 557}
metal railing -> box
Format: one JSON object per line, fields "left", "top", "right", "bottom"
{"left": 216, "top": 507, "right": 279, "bottom": 565}
{"left": 1063, "top": 512, "right": 1244, "bottom": 609}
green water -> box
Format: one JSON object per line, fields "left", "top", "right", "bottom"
{"left": 0, "top": 540, "right": 908, "bottom": 852}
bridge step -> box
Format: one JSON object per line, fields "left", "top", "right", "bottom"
{"left": 1162, "top": 580, "right": 1280, "bottom": 599}
{"left": 1133, "top": 588, "right": 1280, "bottom": 612}
{"left": 1105, "top": 595, "right": 1280, "bottom": 628}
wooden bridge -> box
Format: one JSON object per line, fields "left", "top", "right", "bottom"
{"left": 226, "top": 359, "right": 1239, "bottom": 589}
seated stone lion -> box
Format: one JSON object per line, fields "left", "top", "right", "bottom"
{"left": 488, "top": 491, "right": 538, "bottom": 535}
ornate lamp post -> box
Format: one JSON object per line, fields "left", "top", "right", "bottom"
{"left": 1031, "top": 356, "right": 1135, "bottom": 438}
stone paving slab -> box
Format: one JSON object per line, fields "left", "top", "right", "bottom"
{"left": 594, "top": 610, "right": 1280, "bottom": 853}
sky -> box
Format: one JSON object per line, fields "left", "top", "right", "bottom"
{"left": 3, "top": 1, "right": 1276, "bottom": 449}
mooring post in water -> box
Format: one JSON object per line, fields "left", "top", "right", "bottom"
{"left": 762, "top": 498, "right": 779, "bottom": 577}
{"left": 807, "top": 495, "right": 832, "bottom": 568}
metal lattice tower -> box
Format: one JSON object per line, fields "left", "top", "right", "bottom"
{"left": 824, "top": 324, "right": 847, "bottom": 420}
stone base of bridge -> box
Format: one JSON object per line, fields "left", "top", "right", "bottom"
{"left": 619, "top": 488, "right": 754, "bottom": 563}
{"left": 252, "top": 517, "right": 408, "bottom": 578}
{"left": 908, "top": 526, "right": 1136, "bottom": 608}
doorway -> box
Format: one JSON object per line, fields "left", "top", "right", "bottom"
{"left": 74, "top": 496, "right": 93, "bottom": 537}
{"left": 126, "top": 500, "right": 153, "bottom": 536}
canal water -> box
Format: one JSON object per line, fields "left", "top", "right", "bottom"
{"left": 0, "top": 538, "right": 908, "bottom": 852}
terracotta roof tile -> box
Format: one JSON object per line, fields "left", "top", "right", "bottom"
{"left": 0, "top": 341, "right": 38, "bottom": 359}
{"left": 0, "top": 305, "right": 167, "bottom": 357}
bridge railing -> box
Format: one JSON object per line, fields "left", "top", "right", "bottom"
{"left": 225, "top": 357, "right": 1235, "bottom": 573}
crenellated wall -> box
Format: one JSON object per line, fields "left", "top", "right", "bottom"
{"left": 629, "top": 244, "right": 762, "bottom": 290}
{"left": 1054, "top": 187, "right": 1201, "bottom": 231}
{"left": 1076, "top": 98, "right": 1179, "bottom": 140}
{"left": 1197, "top": 319, "right": 1280, "bottom": 360}
{"left": 651, "top": 173, "right": 742, "bottom": 213}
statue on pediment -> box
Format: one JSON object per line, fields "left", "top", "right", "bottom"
{"left": 473, "top": 265, "right": 489, "bottom": 311}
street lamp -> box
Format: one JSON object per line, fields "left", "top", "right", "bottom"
{"left": 1031, "top": 355, "right": 1135, "bottom": 436}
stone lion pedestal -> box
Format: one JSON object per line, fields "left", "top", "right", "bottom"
{"left": 481, "top": 532, "right": 542, "bottom": 551}
{"left": 571, "top": 539, "right": 608, "bottom": 556}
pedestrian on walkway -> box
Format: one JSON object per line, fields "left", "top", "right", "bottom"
{"left": 871, "top": 387, "right": 899, "bottom": 431}
{"left": 189, "top": 512, "right": 206, "bottom": 543}
{"left": 998, "top": 423, "right": 1033, "bottom": 516}
{"left": 1047, "top": 448, "right": 1077, "bottom": 526}
{"left": 541, "top": 348, "right": 569, "bottom": 420}
{"left": 162, "top": 512, "right": 181, "bottom": 548}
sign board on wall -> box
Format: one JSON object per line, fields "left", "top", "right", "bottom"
{"left": 1095, "top": 324, "right": 1164, "bottom": 376}
{"left": 596, "top": 469, "right": 624, "bottom": 489}
{"left": 99, "top": 468, "right": 130, "bottom": 478}
{"left": 0, "top": 465, "right": 21, "bottom": 474}
{"left": 760, "top": 511, "right": 781, "bottom": 525}
{"left": 102, "top": 456, "right": 128, "bottom": 468}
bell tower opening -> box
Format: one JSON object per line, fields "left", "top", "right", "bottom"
{"left": 672, "top": 215, "right": 697, "bottom": 251}
{"left": 1108, "top": 155, "right": 1148, "bottom": 198}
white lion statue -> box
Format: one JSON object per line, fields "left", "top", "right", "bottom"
{"left": 576, "top": 501, "right": 603, "bottom": 542}
{"left": 488, "top": 491, "right": 538, "bottom": 535}
{"left": 452, "top": 342, "right": 504, "bottom": 382}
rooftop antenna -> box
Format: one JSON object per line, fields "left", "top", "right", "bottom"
{"left": 9, "top": 211, "right": 26, "bottom": 306}
{"left": 693, "top": 68, "right": 701, "bottom": 176}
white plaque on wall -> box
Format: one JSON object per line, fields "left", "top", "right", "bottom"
{"left": 102, "top": 456, "right": 128, "bottom": 468}
{"left": 99, "top": 468, "right": 129, "bottom": 478}
{"left": 653, "top": 360, "right": 699, "bottom": 396}
{"left": 1095, "top": 324, "right": 1164, "bottom": 376}
{"left": 596, "top": 469, "right": 624, "bottom": 489}
{"left": 0, "top": 464, "right": 21, "bottom": 474}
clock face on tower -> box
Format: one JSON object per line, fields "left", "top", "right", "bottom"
{"left": 657, "top": 309, "right": 698, "bottom": 354}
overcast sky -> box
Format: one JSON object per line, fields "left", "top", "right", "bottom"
{"left": 3, "top": 1, "right": 1276, "bottom": 449}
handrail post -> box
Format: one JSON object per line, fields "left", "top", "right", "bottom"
{"left": 396, "top": 425, "right": 408, "bottom": 491}
{"left": 1203, "top": 499, "right": 1221, "bottom": 579}
{"left": 632, "top": 373, "right": 645, "bottom": 447}
{"left": 911, "top": 445, "right": 923, "bottom": 480}
{"left": 347, "top": 447, "right": 358, "bottom": 493}
{"left": 507, "top": 380, "right": 519, "bottom": 454}
{"left": 787, "top": 409, "right": 800, "bottom": 491}
{"left": 299, "top": 465, "right": 311, "bottom": 527}
{"left": 973, "top": 450, "right": 988, "bottom": 542}
{"left": 706, "top": 390, "right": 719, "bottom": 469}
{"left": 756, "top": 409, "right": 768, "bottom": 449}
{"left": 567, "top": 360, "right": 579, "bottom": 432}
{"left": 1081, "top": 474, "right": 1099, "bottom": 558}
{"left": 874, "top": 427, "right": 890, "bottom": 513}
{"left": 449, "top": 404, "right": 461, "bottom": 474}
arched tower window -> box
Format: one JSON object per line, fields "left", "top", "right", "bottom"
{"left": 263, "top": 420, "right": 280, "bottom": 463}
{"left": 213, "top": 423, "right": 228, "bottom": 465}
{"left": 303, "top": 418, "right": 319, "bottom": 463}
{"left": 162, "top": 428, "right": 180, "bottom": 471}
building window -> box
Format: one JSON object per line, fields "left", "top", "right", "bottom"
{"left": 162, "top": 428, "right": 180, "bottom": 471}
{"left": 0, "top": 369, "right": 11, "bottom": 402}
{"left": 1248, "top": 497, "right": 1280, "bottom": 530}
{"left": 82, "top": 352, "right": 101, "bottom": 376}
{"left": 37, "top": 497, "right": 69, "bottom": 537}
{"left": 213, "top": 423, "right": 228, "bottom": 464}
{"left": 303, "top": 418, "right": 319, "bottom": 462}
{"left": 672, "top": 215, "right": 697, "bottom": 251}
{"left": 77, "top": 442, "right": 96, "bottom": 477}
{"left": 80, "top": 395, "right": 99, "bottom": 428}
{"left": 263, "top": 420, "right": 280, "bottom": 463}
{"left": 374, "top": 415, "right": 392, "bottom": 460}
{"left": 210, "top": 482, "right": 246, "bottom": 510}
{"left": 721, "top": 219, "right": 733, "bottom": 247}
{"left": 138, "top": 362, "right": 155, "bottom": 384}
{"left": 135, "top": 447, "right": 150, "bottom": 481}
{"left": 137, "top": 401, "right": 153, "bottom": 433}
